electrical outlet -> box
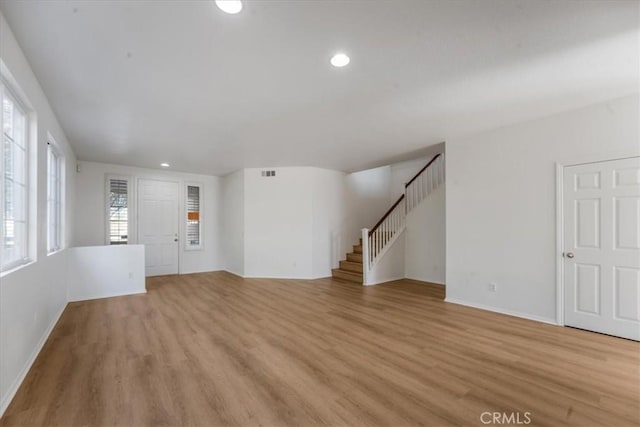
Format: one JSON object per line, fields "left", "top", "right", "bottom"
{"left": 488, "top": 283, "right": 497, "bottom": 292}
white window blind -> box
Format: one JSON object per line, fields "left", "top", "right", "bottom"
{"left": 1, "top": 84, "right": 30, "bottom": 271}
{"left": 47, "top": 142, "right": 63, "bottom": 253}
{"left": 107, "top": 177, "right": 129, "bottom": 245}
{"left": 186, "top": 184, "right": 201, "bottom": 249}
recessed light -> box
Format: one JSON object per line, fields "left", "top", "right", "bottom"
{"left": 215, "top": 0, "right": 242, "bottom": 14}
{"left": 160, "top": 163, "right": 170, "bottom": 168}
{"left": 330, "top": 53, "right": 350, "bottom": 67}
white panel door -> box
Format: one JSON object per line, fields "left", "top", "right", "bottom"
{"left": 564, "top": 157, "right": 640, "bottom": 340}
{"left": 138, "top": 179, "right": 180, "bottom": 276}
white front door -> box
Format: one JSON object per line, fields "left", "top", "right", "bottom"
{"left": 138, "top": 179, "right": 180, "bottom": 276}
{"left": 563, "top": 157, "right": 640, "bottom": 340}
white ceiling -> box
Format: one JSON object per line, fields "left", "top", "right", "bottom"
{"left": 0, "top": 0, "right": 638, "bottom": 175}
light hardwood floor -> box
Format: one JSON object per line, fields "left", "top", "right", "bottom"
{"left": 1, "top": 272, "right": 638, "bottom": 426}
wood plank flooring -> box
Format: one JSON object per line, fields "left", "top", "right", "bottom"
{"left": 1, "top": 271, "right": 638, "bottom": 426}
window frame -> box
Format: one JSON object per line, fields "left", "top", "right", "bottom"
{"left": 1, "top": 79, "right": 32, "bottom": 272}
{"left": 105, "top": 174, "right": 131, "bottom": 246}
{"left": 46, "top": 137, "right": 64, "bottom": 254}
{"left": 184, "top": 182, "right": 203, "bottom": 251}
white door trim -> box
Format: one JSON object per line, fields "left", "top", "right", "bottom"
{"left": 555, "top": 154, "right": 640, "bottom": 327}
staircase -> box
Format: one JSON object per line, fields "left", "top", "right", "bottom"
{"left": 331, "top": 239, "right": 364, "bottom": 283}
{"left": 331, "top": 153, "right": 445, "bottom": 285}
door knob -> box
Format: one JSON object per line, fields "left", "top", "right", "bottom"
{"left": 565, "top": 252, "right": 575, "bottom": 258}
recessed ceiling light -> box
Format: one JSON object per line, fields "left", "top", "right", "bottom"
{"left": 160, "top": 163, "right": 170, "bottom": 168}
{"left": 215, "top": 0, "right": 242, "bottom": 14}
{"left": 330, "top": 53, "right": 350, "bottom": 67}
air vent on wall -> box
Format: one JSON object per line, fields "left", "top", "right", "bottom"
{"left": 261, "top": 170, "right": 276, "bottom": 177}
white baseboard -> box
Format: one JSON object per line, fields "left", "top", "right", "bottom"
{"left": 224, "top": 271, "right": 335, "bottom": 281}
{"left": 242, "top": 274, "right": 315, "bottom": 280}
{"left": 68, "top": 289, "right": 147, "bottom": 303}
{"left": 223, "top": 269, "right": 245, "bottom": 278}
{"left": 444, "top": 297, "right": 559, "bottom": 326}
{"left": 0, "top": 302, "right": 67, "bottom": 417}
{"left": 406, "top": 275, "right": 445, "bottom": 285}
{"left": 179, "top": 267, "right": 223, "bottom": 275}
{"left": 365, "top": 276, "right": 406, "bottom": 286}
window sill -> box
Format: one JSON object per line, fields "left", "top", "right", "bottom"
{"left": 0, "top": 259, "right": 36, "bottom": 279}
{"left": 47, "top": 248, "right": 65, "bottom": 256}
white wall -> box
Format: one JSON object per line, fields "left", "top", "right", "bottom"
{"left": 243, "top": 167, "right": 314, "bottom": 278}
{"left": 311, "top": 168, "right": 350, "bottom": 278}
{"left": 346, "top": 166, "right": 390, "bottom": 239}
{"left": 67, "top": 245, "right": 145, "bottom": 302}
{"left": 405, "top": 183, "right": 446, "bottom": 284}
{"left": 74, "top": 161, "right": 223, "bottom": 275}
{"left": 446, "top": 94, "right": 640, "bottom": 323}
{"left": 221, "top": 169, "right": 245, "bottom": 276}
{"left": 223, "top": 167, "right": 352, "bottom": 279}
{"left": 0, "top": 11, "right": 77, "bottom": 415}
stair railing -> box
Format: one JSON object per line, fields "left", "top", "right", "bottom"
{"left": 405, "top": 153, "right": 444, "bottom": 212}
{"left": 362, "top": 195, "right": 406, "bottom": 272}
{"left": 361, "top": 153, "right": 445, "bottom": 283}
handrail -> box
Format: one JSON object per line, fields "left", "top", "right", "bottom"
{"left": 405, "top": 153, "right": 441, "bottom": 188}
{"left": 369, "top": 194, "right": 404, "bottom": 236}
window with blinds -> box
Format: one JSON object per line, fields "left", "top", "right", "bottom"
{"left": 47, "top": 141, "right": 63, "bottom": 253}
{"left": 186, "top": 184, "right": 202, "bottom": 249}
{"left": 1, "top": 82, "right": 30, "bottom": 271}
{"left": 107, "top": 177, "right": 129, "bottom": 245}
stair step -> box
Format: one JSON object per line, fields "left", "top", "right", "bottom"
{"left": 339, "top": 260, "right": 363, "bottom": 273}
{"left": 332, "top": 268, "right": 363, "bottom": 284}
{"left": 353, "top": 244, "right": 363, "bottom": 254}
{"left": 346, "top": 252, "right": 362, "bottom": 263}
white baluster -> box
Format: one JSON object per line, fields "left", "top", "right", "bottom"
{"left": 428, "top": 167, "right": 433, "bottom": 194}
{"left": 373, "top": 231, "right": 377, "bottom": 261}
{"left": 362, "top": 228, "right": 370, "bottom": 282}
{"left": 371, "top": 233, "right": 374, "bottom": 262}
{"left": 410, "top": 186, "right": 414, "bottom": 211}
{"left": 370, "top": 234, "right": 374, "bottom": 264}
{"left": 410, "top": 186, "right": 413, "bottom": 211}
{"left": 385, "top": 219, "right": 388, "bottom": 244}
{"left": 394, "top": 208, "right": 398, "bottom": 233}
{"left": 392, "top": 211, "right": 395, "bottom": 235}
{"left": 385, "top": 217, "right": 389, "bottom": 243}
